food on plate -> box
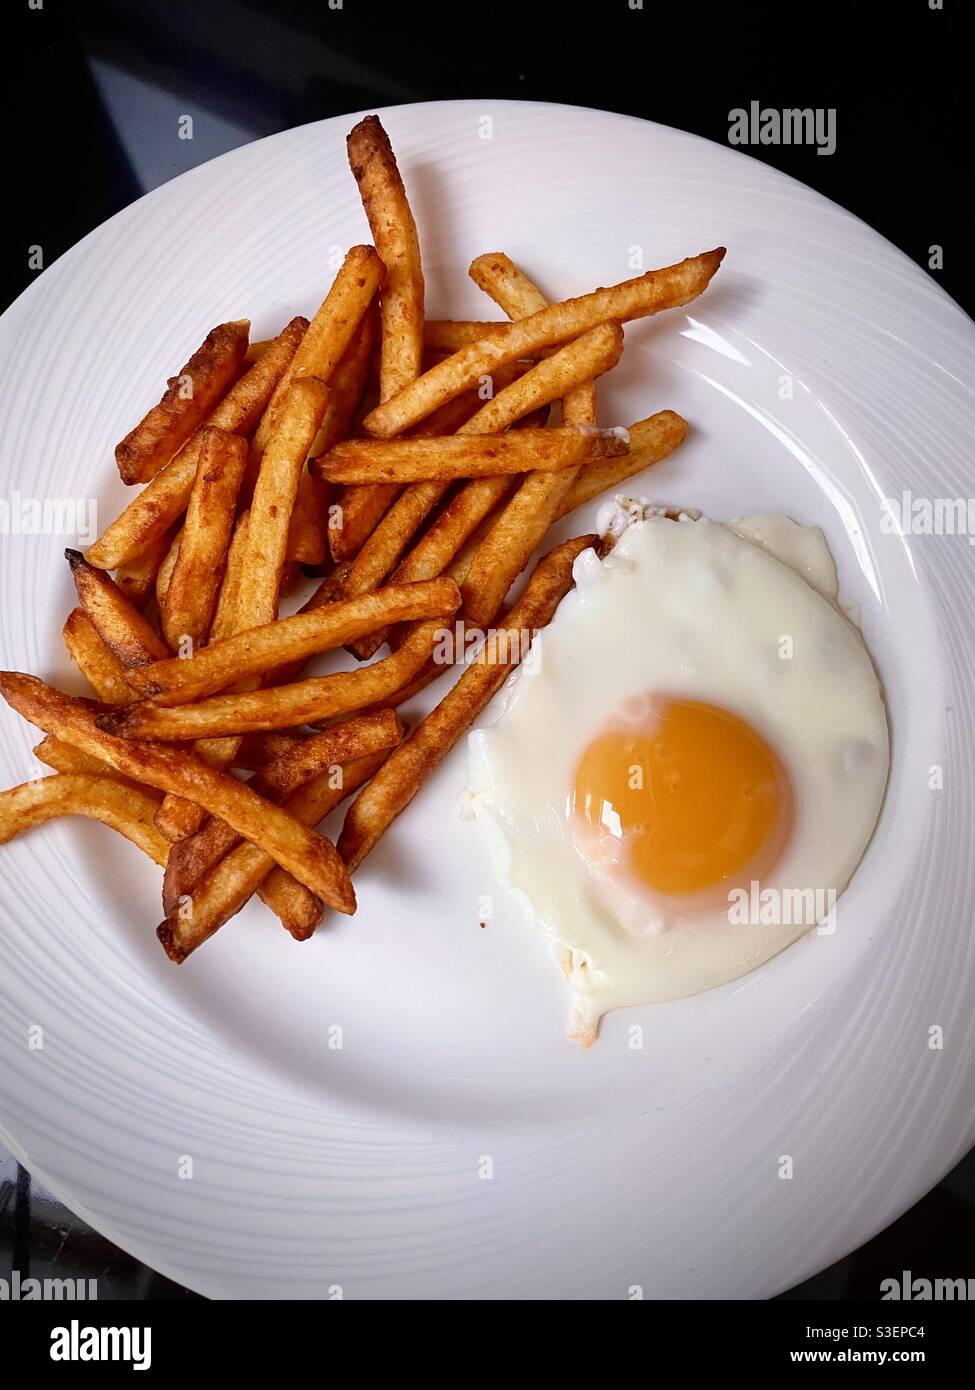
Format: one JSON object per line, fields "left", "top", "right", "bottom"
{"left": 0, "top": 672, "right": 356, "bottom": 913}
{"left": 0, "top": 111, "right": 774, "bottom": 1027}
{"left": 128, "top": 578, "right": 462, "bottom": 704}
{"left": 316, "top": 425, "right": 627, "bottom": 485}
{"left": 467, "top": 509, "right": 890, "bottom": 1045}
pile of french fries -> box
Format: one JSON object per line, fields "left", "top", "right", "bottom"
{"left": 0, "top": 116, "right": 724, "bottom": 963}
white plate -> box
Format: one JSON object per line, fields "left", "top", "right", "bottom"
{"left": 1, "top": 101, "right": 973, "bottom": 1300}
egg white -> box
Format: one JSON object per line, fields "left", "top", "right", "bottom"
{"left": 466, "top": 512, "right": 889, "bottom": 1044}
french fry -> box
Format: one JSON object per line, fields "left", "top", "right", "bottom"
{"left": 0, "top": 673, "right": 355, "bottom": 913}
{"left": 423, "top": 321, "right": 511, "bottom": 353}
{"left": 312, "top": 386, "right": 495, "bottom": 616}
{"left": 160, "top": 428, "right": 248, "bottom": 651}
{"left": 114, "top": 527, "right": 175, "bottom": 610}
{"left": 62, "top": 608, "right": 134, "bottom": 705}
{"left": 155, "top": 528, "right": 181, "bottom": 608}
{"left": 337, "top": 535, "right": 596, "bottom": 870}
{"left": 461, "top": 256, "right": 603, "bottom": 626}
{"left": 252, "top": 246, "right": 384, "bottom": 464}
{"left": 347, "top": 115, "right": 425, "bottom": 402}
{"left": 311, "top": 301, "right": 378, "bottom": 458}
{"left": 556, "top": 410, "right": 689, "bottom": 518}
{"left": 128, "top": 578, "right": 460, "bottom": 704}
{"left": 115, "top": 320, "right": 250, "bottom": 484}
{"left": 162, "top": 711, "right": 403, "bottom": 915}
{"left": 328, "top": 483, "right": 400, "bottom": 564}
{"left": 156, "top": 748, "right": 388, "bottom": 962}
{"left": 285, "top": 467, "right": 332, "bottom": 567}
{"left": 209, "top": 510, "right": 249, "bottom": 641}
{"left": 0, "top": 774, "right": 170, "bottom": 866}
{"left": 87, "top": 318, "right": 307, "bottom": 570}
{"left": 363, "top": 250, "right": 725, "bottom": 437}
{"left": 33, "top": 737, "right": 122, "bottom": 776}
{"left": 67, "top": 550, "right": 170, "bottom": 667}
{"left": 237, "top": 376, "right": 330, "bottom": 624}
{"left": 316, "top": 425, "right": 625, "bottom": 485}
{"left": 98, "top": 619, "right": 444, "bottom": 741}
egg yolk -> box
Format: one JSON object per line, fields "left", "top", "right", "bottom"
{"left": 572, "top": 698, "right": 793, "bottom": 897}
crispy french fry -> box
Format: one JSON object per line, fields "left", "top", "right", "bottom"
{"left": 337, "top": 535, "right": 595, "bottom": 870}
{"left": 461, "top": 257, "right": 604, "bottom": 626}
{"left": 328, "top": 483, "right": 401, "bottom": 564}
{"left": 0, "top": 774, "right": 170, "bottom": 865}
{"left": 423, "top": 321, "right": 510, "bottom": 353}
{"left": 316, "top": 425, "right": 625, "bottom": 485}
{"left": 347, "top": 116, "right": 424, "bottom": 402}
{"left": 238, "top": 376, "right": 330, "bottom": 625}
{"left": 363, "top": 250, "right": 724, "bottom": 437}
{"left": 114, "top": 527, "right": 175, "bottom": 610}
{"left": 285, "top": 467, "right": 332, "bottom": 566}
{"left": 556, "top": 410, "right": 689, "bottom": 518}
{"left": 252, "top": 246, "right": 384, "bottom": 464}
{"left": 209, "top": 510, "right": 249, "bottom": 642}
{"left": 233, "top": 730, "right": 310, "bottom": 771}
{"left": 312, "top": 386, "right": 493, "bottom": 615}
{"left": 62, "top": 608, "right": 134, "bottom": 705}
{"left": 33, "top": 737, "right": 120, "bottom": 776}
{"left": 156, "top": 748, "right": 388, "bottom": 962}
{"left": 162, "top": 711, "right": 402, "bottom": 915}
{"left": 67, "top": 550, "right": 170, "bottom": 667}
{"left": 128, "top": 578, "right": 460, "bottom": 704}
{"left": 161, "top": 428, "right": 247, "bottom": 651}
{"left": 98, "top": 619, "right": 443, "bottom": 741}
{"left": 311, "top": 301, "right": 378, "bottom": 459}
{"left": 87, "top": 318, "right": 307, "bottom": 570}
{"left": 155, "top": 527, "right": 181, "bottom": 608}
{"left": 115, "top": 320, "right": 250, "bottom": 484}
{"left": 0, "top": 673, "right": 355, "bottom": 912}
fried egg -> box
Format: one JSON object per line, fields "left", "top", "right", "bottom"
{"left": 466, "top": 509, "right": 889, "bottom": 1045}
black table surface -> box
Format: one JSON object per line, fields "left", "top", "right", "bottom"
{"left": 2, "top": 0, "right": 971, "bottom": 1300}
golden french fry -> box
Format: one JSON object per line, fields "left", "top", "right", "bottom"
{"left": 461, "top": 256, "right": 603, "bottom": 626}
{"left": 67, "top": 550, "right": 170, "bottom": 667}
{"left": 363, "top": 250, "right": 724, "bottom": 437}
{"left": 209, "top": 510, "right": 249, "bottom": 642}
{"left": 311, "top": 301, "right": 378, "bottom": 459}
{"left": 328, "top": 483, "right": 401, "bottom": 564}
{"left": 128, "top": 578, "right": 460, "bottom": 704}
{"left": 98, "top": 619, "right": 443, "bottom": 741}
{"left": 0, "top": 774, "right": 169, "bottom": 866}
{"left": 347, "top": 115, "right": 424, "bottom": 402}
{"left": 87, "top": 318, "right": 307, "bottom": 570}
{"left": 285, "top": 467, "right": 332, "bottom": 566}
{"left": 238, "top": 376, "right": 330, "bottom": 625}
{"left": 115, "top": 320, "right": 250, "bottom": 484}
{"left": 423, "top": 320, "right": 511, "bottom": 353}
{"left": 316, "top": 425, "right": 625, "bottom": 485}
{"left": 161, "top": 428, "right": 248, "bottom": 651}
{"left": 556, "top": 410, "right": 689, "bottom": 518}
{"left": 33, "top": 737, "right": 121, "bottom": 777}
{"left": 156, "top": 748, "right": 388, "bottom": 962}
{"left": 252, "top": 246, "right": 384, "bottom": 463}
{"left": 162, "top": 710, "right": 402, "bottom": 915}
{"left": 0, "top": 673, "right": 355, "bottom": 912}
{"left": 155, "top": 527, "right": 181, "bottom": 608}
{"left": 114, "top": 527, "right": 175, "bottom": 610}
{"left": 62, "top": 608, "right": 134, "bottom": 705}
{"left": 337, "top": 535, "right": 595, "bottom": 870}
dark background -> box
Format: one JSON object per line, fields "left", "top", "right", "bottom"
{"left": 2, "top": 0, "right": 971, "bottom": 1300}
